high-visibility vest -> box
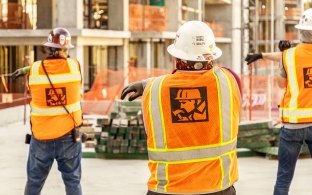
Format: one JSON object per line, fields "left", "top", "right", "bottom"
{"left": 280, "top": 44, "right": 312, "bottom": 123}
{"left": 142, "top": 66, "right": 241, "bottom": 194}
{"left": 28, "top": 58, "right": 82, "bottom": 140}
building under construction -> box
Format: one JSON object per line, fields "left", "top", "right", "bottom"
{"left": 0, "top": 0, "right": 311, "bottom": 120}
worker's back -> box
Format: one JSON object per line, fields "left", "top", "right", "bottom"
{"left": 28, "top": 58, "right": 82, "bottom": 140}
{"left": 142, "top": 66, "right": 241, "bottom": 194}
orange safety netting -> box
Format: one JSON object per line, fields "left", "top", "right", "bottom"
{"left": 82, "top": 64, "right": 285, "bottom": 122}
{"left": 82, "top": 66, "right": 169, "bottom": 115}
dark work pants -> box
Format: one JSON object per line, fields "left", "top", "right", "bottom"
{"left": 147, "top": 186, "right": 236, "bottom": 195}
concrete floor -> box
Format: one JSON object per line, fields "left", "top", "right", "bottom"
{"left": 0, "top": 121, "right": 311, "bottom": 195}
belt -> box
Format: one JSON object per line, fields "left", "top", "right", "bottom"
{"left": 60, "top": 130, "right": 74, "bottom": 138}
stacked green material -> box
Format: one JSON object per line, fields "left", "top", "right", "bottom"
{"left": 95, "top": 101, "right": 310, "bottom": 159}
{"left": 238, "top": 120, "right": 277, "bottom": 149}
{"left": 238, "top": 120, "right": 310, "bottom": 158}
{"left": 95, "top": 117, "right": 148, "bottom": 159}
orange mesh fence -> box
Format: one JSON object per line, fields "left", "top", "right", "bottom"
{"left": 82, "top": 65, "right": 285, "bottom": 121}
{"left": 82, "top": 66, "right": 170, "bottom": 115}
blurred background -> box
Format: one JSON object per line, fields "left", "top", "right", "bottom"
{"left": 0, "top": 0, "right": 311, "bottom": 122}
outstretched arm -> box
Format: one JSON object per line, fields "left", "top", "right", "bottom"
{"left": 11, "top": 66, "right": 30, "bottom": 79}
{"left": 120, "top": 79, "right": 151, "bottom": 101}
{"left": 245, "top": 40, "right": 291, "bottom": 65}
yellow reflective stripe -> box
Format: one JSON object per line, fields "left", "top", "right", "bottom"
{"left": 31, "top": 61, "right": 41, "bottom": 76}
{"left": 29, "top": 73, "right": 81, "bottom": 85}
{"left": 225, "top": 71, "right": 234, "bottom": 140}
{"left": 220, "top": 155, "right": 231, "bottom": 189}
{"left": 149, "top": 150, "right": 236, "bottom": 165}
{"left": 158, "top": 78, "right": 167, "bottom": 149}
{"left": 279, "top": 108, "right": 312, "bottom": 118}
{"left": 148, "top": 80, "right": 157, "bottom": 148}
{"left": 212, "top": 68, "right": 223, "bottom": 142}
{"left": 213, "top": 67, "right": 232, "bottom": 142}
{"left": 148, "top": 140, "right": 236, "bottom": 162}
{"left": 156, "top": 163, "right": 168, "bottom": 193}
{"left": 67, "top": 58, "right": 79, "bottom": 73}
{"left": 286, "top": 48, "right": 299, "bottom": 123}
{"left": 150, "top": 76, "right": 167, "bottom": 149}
{"left": 30, "top": 101, "right": 81, "bottom": 116}
{"left": 148, "top": 138, "right": 236, "bottom": 152}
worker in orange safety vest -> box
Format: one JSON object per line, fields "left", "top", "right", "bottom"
{"left": 11, "top": 27, "right": 83, "bottom": 195}
{"left": 245, "top": 8, "right": 312, "bottom": 195}
{"left": 121, "top": 20, "right": 242, "bottom": 195}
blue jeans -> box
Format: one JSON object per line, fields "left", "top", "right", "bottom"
{"left": 273, "top": 126, "right": 312, "bottom": 195}
{"left": 24, "top": 135, "right": 82, "bottom": 195}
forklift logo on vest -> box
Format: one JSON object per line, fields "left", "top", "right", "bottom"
{"left": 304, "top": 67, "right": 312, "bottom": 88}
{"left": 45, "top": 87, "right": 67, "bottom": 106}
{"left": 170, "top": 87, "right": 208, "bottom": 123}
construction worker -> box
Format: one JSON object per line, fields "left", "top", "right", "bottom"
{"left": 245, "top": 8, "right": 312, "bottom": 195}
{"left": 12, "top": 27, "right": 83, "bottom": 195}
{"left": 121, "top": 20, "right": 241, "bottom": 195}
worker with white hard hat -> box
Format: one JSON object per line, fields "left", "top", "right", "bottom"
{"left": 122, "top": 20, "right": 242, "bottom": 195}
{"left": 245, "top": 8, "right": 312, "bottom": 195}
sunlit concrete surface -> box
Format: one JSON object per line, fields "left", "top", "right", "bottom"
{"left": 0, "top": 121, "right": 310, "bottom": 195}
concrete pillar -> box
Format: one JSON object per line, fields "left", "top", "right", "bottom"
{"left": 108, "top": 0, "right": 128, "bottom": 31}
{"left": 139, "top": 40, "right": 151, "bottom": 70}
{"left": 165, "top": 0, "right": 182, "bottom": 31}
{"left": 187, "top": 0, "right": 203, "bottom": 20}
{"left": 275, "top": 1, "right": 285, "bottom": 42}
{"left": 68, "top": 39, "right": 84, "bottom": 89}
{"left": 232, "top": 0, "right": 241, "bottom": 73}
{"left": 55, "top": 0, "right": 83, "bottom": 29}
{"left": 36, "top": 0, "right": 53, "bottom": 29}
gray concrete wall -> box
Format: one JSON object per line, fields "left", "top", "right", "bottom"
{"left": 56, "top": 0, "right": 83, "bottom": 28}
{"left": 108, "top": 0, "right": 128, "bottom": 31}
{"left": 37, "top": 0, "right": 53, "bottom": 29}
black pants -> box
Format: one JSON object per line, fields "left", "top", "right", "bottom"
{"left": 147, "top": 186, "right": 236, "bottom": 195}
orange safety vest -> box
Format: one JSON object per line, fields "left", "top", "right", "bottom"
{"left": 28, "top": 58, "right": 82, "bottom": 140}
{"left": 280, "top": 44, "right": 312, "bottom": 123}
{"left": 142, "top": 66, "right": 241, "bottom": 194}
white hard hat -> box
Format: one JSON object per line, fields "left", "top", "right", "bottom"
{"left": 167, "top": 20, "right": 222, "bottom": 61}
{"left": 295, "top": 8, "right": 312, "bottom": 30}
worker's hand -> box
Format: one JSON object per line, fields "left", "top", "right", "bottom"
{"left": 11, "top": 68, "right": 25, "bottom": 80}
{"left": 121, "top": 81, "right": 144, "bottom": 101}
{"left": 278, "top": 40, "right": 291, "bottom": 52}
{"left": 245, "top": 53, "right": 263, "bottom": 65}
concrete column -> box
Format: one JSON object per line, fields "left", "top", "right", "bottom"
{"left": 187, "top": 0, "right": 203, "bottom": 20}
{"left": 136, "top": 40, "right": 151, "bottom": 69}
{"left": 165, "top": 0, "right": 182, "bottom": 31}
{"left": 108, "top": 0, "right": 128, "bottom": 31}
{"left": 55, "top": 0, "right": 83, "bottom": 29}
{"left": 36, "top": 0, "right": 53, "bottom": 29}
{"left": 107, "top": 39, "right": 129, "bottom": 71}
{"left": 275, "top": 1, "right": 285, "bottom": 42}
{"left": 123, "top": 39, "right": 129, "bottom": 86}
{"left": 68, "top": 40, "right": 84, "bottom": 88}
{"left": 232, "top": 0, "right": 241, "bottom": 73}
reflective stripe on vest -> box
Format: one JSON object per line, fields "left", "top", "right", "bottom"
{"left": 279, "top": 47, "right": 309, "bottom": 123}
{"left": 148, "top": 68, "right": 237, "bottom": 192}
{"left": 29, "top": 59, "right": 81, "bottom": 85}
{"left": 30, "top": 101, "right": 81, "bottom": 116}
